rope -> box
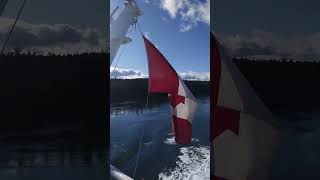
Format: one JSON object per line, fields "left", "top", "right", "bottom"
{"left": 110, "top": 20, "right": 148, "bottom": 179}
{"left": 146, "top": 94, "right": 149, "bottom": 109}
{"left": 136, "top": 21, "right": 143, "bottom": 35}
{"left": 1, "top": 0, "right": 28, "bottom": 55}
{"left": 110, "top": 44, "right": 126, "bottom": 78}
{"left": 110, "top": 26, "right": 134, "bottom": 78}
{"left": 132, "top": 21, "right": 151, "bottom": 179}
{"left": 133, "top": 125, "right": 144, "bottom": 179}
{"left": 136, "top": 20, "right": 152, "bottom": 111}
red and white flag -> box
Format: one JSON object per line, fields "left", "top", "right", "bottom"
{"left": 211, "top": 33, "right": 280, "bottom": 180}
{"left": 143, "top": 36, "right": 198, "bottom": 144}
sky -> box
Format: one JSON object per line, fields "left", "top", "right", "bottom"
{"left": 212, "top": 0, "right": 320, "bottom": 61}
{"left": 110, "top": 0, "right": 210, "bottom": 80}
{"left": 0, "top": 0, "right": 107, "bottom": 54}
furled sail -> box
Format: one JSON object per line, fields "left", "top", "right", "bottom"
{"left": 211, "top": 32, "right": 279, "bottom": 180}
{"left": 143, "top": 36, "right": 198, "bottom": 144}
{"left": 0, "top": 0, "right": 8, "bottom": 16}
{"left": 110, "top": 0, "right": 142, "bottom": 65}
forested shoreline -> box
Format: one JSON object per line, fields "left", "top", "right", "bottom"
{"left": 0, "top": 53, "right": 108, "bottom": 144}
{"left": 112, "top": 58, "right": 320, "bottom": 111}
{"left": 0, "top": 53, "right": 319, "bottom": 131}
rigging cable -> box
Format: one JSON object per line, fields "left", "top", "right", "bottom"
{"left": 131, "top": 20, "right": 148, "bottom": 180}
{"left": 136, "top": 20, "right": 143, "bottom": 35}
{"left": 1, "top": 0, "right": 28, "bottom": 55}
{"left": 136, "top": 21, "right": 150, "bottom": 109}
{"left": 133, "top": 124, "right": 144, "bottom": 179}
{"left": 110, "top": 25, "right": 134, "bottom": 78}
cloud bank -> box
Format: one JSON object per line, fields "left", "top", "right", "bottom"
{"left": 159, "top": 0, "right": 210, "bottom": 32}
{"left": 0, "top": 17, "right": 107, "bottom": 54}
{"left": 217, "top": 30, "right": 320, "bottom": 61}
{"left": 110, "top": 67, "right": 148, "bottom": 79}
{"left": 178, "top": 71, "right": 210, "bottom": 81}
{"left": 110, "top": 67, "right": 209, "bottom": 81}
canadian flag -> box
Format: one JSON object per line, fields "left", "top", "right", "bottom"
{"left": 143, "top": 36, "right": 198, "bottom": 144}
{"left": 211, "top": 32, "right": 280, "bottom": 180}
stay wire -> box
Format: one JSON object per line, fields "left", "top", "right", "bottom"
{"left": 132, "top": 20, "right": 148, "bottom": 179}
{"left": 136, "top": 20, "right": 150, "bottom": 109}
{"left": 133, "top": 124, "right": 144, "bottom": 179}
{"left": 110, "top": 25, "right": 134, "bottom": 78}
{"left": 1, "top": 0, "right": 28, "bottom": 55}
{"left": 136, "top": 20, "right": 143, "bottom": 36}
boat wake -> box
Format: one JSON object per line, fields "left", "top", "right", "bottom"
{"left": 163, "top": 136, "right": 199, "bottom": 145}
{"left": 158, "top": 146, "right": 210, "bottom": 180}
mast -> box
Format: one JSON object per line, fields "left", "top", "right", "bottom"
{"left": 110, "top": 0, "right": 142, "bottom": 66}
{"left": 0, "top": 0, "right": 8, "bottom": 16}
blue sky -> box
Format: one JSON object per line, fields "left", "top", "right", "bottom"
{"left": 111, "top": 0, "right": 210, "bottom": 80}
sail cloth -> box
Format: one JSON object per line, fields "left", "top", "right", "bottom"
{"left": 211, "top": 33, "right": 279, "bottom": 180}
{"left": 143, "top": 36, "right": 198, "bottom": 144}
{"left": 0, "top": 0, "right": 8, "bottom": 16}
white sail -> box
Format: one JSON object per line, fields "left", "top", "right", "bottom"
{"left": 0, "top": 0, "right": 8, "bottom": 16}
{"left": 110, "top": 0, "right": 142, "bottom": 65}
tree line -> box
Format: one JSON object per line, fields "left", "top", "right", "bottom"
{"left": 110, "top": 79, "right": 210, "bottom": 103}
{"left": 0, "top": 52, "right": 109, "bottom": 144}
{"left": 234, "top": 57, "right": 320, "bottom": 111}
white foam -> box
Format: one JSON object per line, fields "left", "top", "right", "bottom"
{"left": 163, "top": 136, "right": 176, "bottom": 145}
{"left": 158, "top": 146, "right": 210, "bottom": 180}
{"left": 164, "top": 137, "right": 199, "bottom": 145}
{"left": 144, "top": 141, "right": 152, "bottom": 146}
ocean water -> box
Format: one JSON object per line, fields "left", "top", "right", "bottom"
{"left": 110, "top": 97, "right": 210, "bottom": 180}
{"left": 270, "top": 108, "right": 320, "bottom": 179}
{"left": 0, "top": 125, "right": 107, "bottom": 180}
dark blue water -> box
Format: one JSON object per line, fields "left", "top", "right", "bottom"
{"left": 110, "top": 97, "right": 210, "bottom": 180}
{"left": 270, "top": 108, "right": 320, "bottom": 180}
{"left": 0, "top": 124, "right": 107, "bottom": 180}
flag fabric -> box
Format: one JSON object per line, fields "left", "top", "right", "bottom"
{"left": 143, "top": 36, "right": 197, "bottom": 144}
{"left": 211, "top": 33, "right": 279, "bottom": 180}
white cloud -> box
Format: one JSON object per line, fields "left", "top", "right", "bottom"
{"left": 160, "top": 0, "right": 185, "bottom": 18}
{"left": 143, "top": 0, "right": 150, "bottom": 4}
{"left": 161, "top": 16, "right": 169, "bottom": 23}
{"left": 178, "top": 71, "right": 210, "bottom": 81}
{"left": 159, "top": 0, "right": 210, "bottom": 32}
{"left": 110, "top": 67, "right": 148, "bottom": 79}
{"left": 0, "top": 17, "right": 107, "bottom": 54}
{"left": 180, "top": 24, "right": 193, "bottom": 32}
{"left": 217, "top": 30, "right": 320, "bottom": 61}
{"left": 110, "top": 67, "right": 209, "bottom": 81}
